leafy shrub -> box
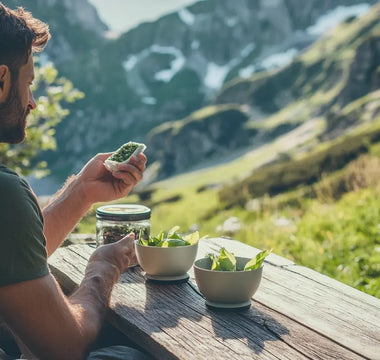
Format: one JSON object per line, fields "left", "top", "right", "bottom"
{"left": 0, "top": 61, "right": 83, "bottom": 177}
{"left": 314, "top": 155, "right": 380, "bottom": 201}
{"left": 218, "top": 127, "right": 380, "bottom": 209}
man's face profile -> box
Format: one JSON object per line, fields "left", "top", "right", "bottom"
{"left": 0, "top": 54, "right": 36, "bottom": 144}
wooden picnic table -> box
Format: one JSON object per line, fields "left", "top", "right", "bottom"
{"left": 48, "top": 237, "right": 380, "bottom": 360}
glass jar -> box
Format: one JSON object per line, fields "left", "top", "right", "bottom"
{"left": 96, "top": 204, "right": 151, "bottom": 247}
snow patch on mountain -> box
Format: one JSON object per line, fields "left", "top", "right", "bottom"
{"left": 307, "top": 4, "right": 371, "bottom": 35}
{"left": 191, "top": 40, "right": 200, "bottom": 50}
{"left": 205, "top": 63, "right": 230, "bottom": 89}
{"left": 204, "top": 43, "right": 256, "bottom": 88}
{"left": 122, "top": 45, "right": 186, "bottom": 84}
{"left": 142, "top": 97, "right": 157, "bottom": 105}
{"left": 241, "top": 43, "right": 256, "bottom": 57}
{"left": 178, "top": 8, "right": 195, "bottom": 25}
{"left": 226, "top": 17, "right": 238, "bottom": 27}
{"left": 239, "top": 65, "right": 256, "bottom": 78}
{"left": 261, "top": 48, "right": 299, "bottom": 70}
{"left": 153, "top": 46, "right": 186, "bottom": 82}
{"left": 123, "top": 55, "right": 139, "bottom": 71}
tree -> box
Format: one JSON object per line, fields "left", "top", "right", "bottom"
{"left": 0, "top": 59, "right": 84, "bottom": 177}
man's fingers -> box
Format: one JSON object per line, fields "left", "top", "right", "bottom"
{"left": 112, "top": 166, "right": 143, "bottom": 184}
{"left": 118, "top": 154, "right": 146, "bottom": 172}
{"left": 119, "top": 232, "right": 135, "bottom": 244}
{"left": 119, "top": 233, "right": 136, "bottom": 268}
{"left": 128, "top": 154, "right": 147, "bottom": 170}
{"left": 103, "top": 153, "right": 146, "bottom": 185}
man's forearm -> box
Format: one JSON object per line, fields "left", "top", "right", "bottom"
{"left": 0, "top": 271, "right": 118, "bottom": 360}
{"left": 43, "top": 175, "right": 92, "bottom": 256}
{"left": 68, "top": 261, "right": 120, "bottom": 347}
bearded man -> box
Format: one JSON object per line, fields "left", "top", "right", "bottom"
{"left": 0, "top": 3, "right": 150, "bottom": 359}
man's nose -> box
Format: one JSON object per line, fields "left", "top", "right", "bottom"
{"left": 29, "top": 89, "right": 37, "bottom": 110}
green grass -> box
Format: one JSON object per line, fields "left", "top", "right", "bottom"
{"left": 236, "top": 187, "right": 380, "bottom": 298}
{"left": 76, "top": 136, "right": 380, "bottom": 299}
{"left": 144, "top": 159, "right": 380, "bottom": 298}
{"left": 75, "top": 108, "right": 380, "bottom": 301}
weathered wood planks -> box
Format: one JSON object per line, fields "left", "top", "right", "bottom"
{"left": 48, "top": 237, "right": 380, "bottom": 360}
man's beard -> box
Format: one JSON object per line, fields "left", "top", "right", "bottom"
{"left": 0, "top": 81, "right": 29, "bottom": 144}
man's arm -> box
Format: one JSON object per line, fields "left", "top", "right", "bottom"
{"left": 0, "top": 235, "right": 136, "bottom": 360}
{"left": 43, "top": 153, "right": 146, "bottom": 256}
{"left": 42, "top": 174, "right": 91, "bottom": 257}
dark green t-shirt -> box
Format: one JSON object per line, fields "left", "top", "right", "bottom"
{"left": 0, "top": 165, "right": 49, "bottom": 287}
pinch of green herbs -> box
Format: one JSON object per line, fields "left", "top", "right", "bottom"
{"left": 108, "top": 143, "right": 139, "bottom": 162}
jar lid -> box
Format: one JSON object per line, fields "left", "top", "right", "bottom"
{"left": 96, "top": 204, "right": 151, "bottom": 221}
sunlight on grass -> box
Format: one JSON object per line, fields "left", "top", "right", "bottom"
{"left": 150, "top": 187, "right": 219, "bottom": 234}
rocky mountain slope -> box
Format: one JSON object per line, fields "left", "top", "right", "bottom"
{"left": 2, "top": 0, "right": 378, "bottom": 186}
{"left": 215, "top": 2, "right": 380, "bottom": 139}
{"left": 147, "top": 2, "right": 380, "bottom": 180}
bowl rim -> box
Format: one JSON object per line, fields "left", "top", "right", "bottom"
{"left": 134, "top": 239, "right": 198, "bottom": 248}
{"left": 194, "top": 256, "right": 263, "bottom": 273}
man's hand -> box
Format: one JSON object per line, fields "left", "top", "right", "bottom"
{"left": 76, "top": 152, "right": 147, "bottom": 205}
{"left": 43, "top": 152, "right": 146, "bottom": 256}
{"left": 86, "top": 233, "right": 137, "bottom": 283}
{"left": 72, "top": 233, "right": 137, "bottom": 312}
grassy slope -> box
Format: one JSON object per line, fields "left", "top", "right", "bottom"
{"left": 76, "top": 7, "right": 380, "bottom": 298}
{"left": 77, "top": 119, "right": 380, "bottom": 298}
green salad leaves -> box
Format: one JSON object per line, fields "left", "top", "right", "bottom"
{"left": 207, "top": 247, "right": 272, "bottom": 271}
{"left": 139, "top": 226, "right": 207, "bottom": 247}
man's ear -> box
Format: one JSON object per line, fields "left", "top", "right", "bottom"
{"left": 0, "top": 65, "right": 11, "bottom": 103}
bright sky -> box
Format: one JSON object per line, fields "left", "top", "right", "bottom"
{"left": 88, "top": 0, "right": 198, "bottom": 33}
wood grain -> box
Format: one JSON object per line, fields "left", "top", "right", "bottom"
{"left": 48, "top": 237, "right": 380, "bottom": 360}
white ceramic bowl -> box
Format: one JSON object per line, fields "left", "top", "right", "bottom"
{"left": 135, "top": 240, "right": 198, "bottom": 278}
{"left": 194, "top": 257, "right": 263, "bottom": 308}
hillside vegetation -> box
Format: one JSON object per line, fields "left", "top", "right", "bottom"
{"left": 76, "top": 119, "right": 380, "bottom": 298}
{"left": 75, "top": 5, "right": 380, "bottom": 298}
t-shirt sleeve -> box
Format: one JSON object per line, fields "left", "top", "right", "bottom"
{"left": 0, "top": 172, "right": 49, "bottom": 287}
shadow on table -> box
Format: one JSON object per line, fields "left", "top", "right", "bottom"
{"left": 206, "top": 304, "right": 290, "bottom": 355}
{"left": 185, "top": 279, "right": 290, "bottom": 355}
{"left": 115, "top": 268, "right": 289, "bottom": 356}
{"left": 115, "top": 266, "right": 204, "bottom": 328}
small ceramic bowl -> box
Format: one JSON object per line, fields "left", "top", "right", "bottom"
{"left": 134, "top": 240, "right": 198, "bottom": 281}
{"left": 193, "top": 256, "right": 263, "bottom": 309}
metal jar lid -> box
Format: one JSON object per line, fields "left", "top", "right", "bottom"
{"left": 96, "top": 204, "right": 151, "bottom": 221}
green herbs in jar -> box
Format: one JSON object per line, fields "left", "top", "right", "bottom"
{"left": 96, "top": 204, "right": 151, "bottom": 246}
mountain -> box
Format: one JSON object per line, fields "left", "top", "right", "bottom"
{"left": 146, "top": 104, "right": 251, "bottom": 178}
{"left": 2, "top": 0, "right": 378, "bottom": 189}
{"left": 214, "top": 2, "right": 380, "bottom": 139}
{"left": 145, "top": 1, "right": 380, "bottom": 180}
{"left": 214, "top": 3, "right": 380, "bottom": 208}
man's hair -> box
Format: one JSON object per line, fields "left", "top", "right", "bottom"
{"left": 0, "top": 2, "right": 50, "bottom": 76}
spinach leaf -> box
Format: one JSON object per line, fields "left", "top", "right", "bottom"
{"left": 159, "top": 239, "right": 189, "bottom": 247}
{"left": 206, "top": 247, "right": 272, "bottom": 271}
{"left": 206, "top": 253, "right": 220, "bottom": 271}
{"left": 139, "top": 227, "right": 205, "bottom": 247}
{"left": 206, "top": 248, "right": 236, "bottom": 271}
{"left": 243, "top": 249, "right": 272, "bottom": 271}
{"left": 218, "top": 248, "right": 236, "bottom": 271}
